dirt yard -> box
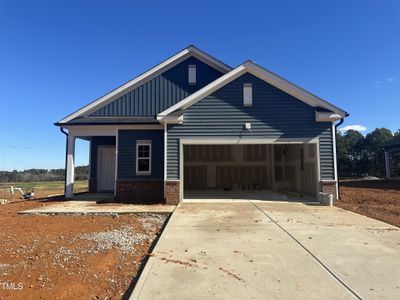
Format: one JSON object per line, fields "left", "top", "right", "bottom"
{"left": 337, "top": 179, "right": 400, "bottom": 227}
{"left": 0, "top": 190, "right": 169, "bottom": 300}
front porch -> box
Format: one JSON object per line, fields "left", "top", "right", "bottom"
{"left": 72, "top": 192, "right": 115, "bottom": 202}
{"left": 63, "top": 124, "right": 166, "bottom": 202}
{"left": 19, "top": 199, "right": 175, "bottom": 215}
{"left": 64, "top": 125, "right": 118, "bottom": 199}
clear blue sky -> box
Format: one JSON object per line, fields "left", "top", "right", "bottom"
{"left": 1, "top": 0, "right": 399, "bottom": 171}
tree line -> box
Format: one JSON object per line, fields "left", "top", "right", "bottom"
{"left": 337, "top": 128, "right": 400, "bottom": 178}
{"left": 0, "top": 166, "right": 89, "bottom": 183}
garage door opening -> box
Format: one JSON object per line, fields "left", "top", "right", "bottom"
{"left": 183, "top": 144, "right": 318, "bottom": 201}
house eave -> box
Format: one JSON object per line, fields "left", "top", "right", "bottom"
{"left": 157, "top": 60, "right": 348, "bottom": 119}
{"left": 156, "top": 114, "right": 184, "bottom": 124}
{"left": 315, "top": 111, "right": 344, "bottom": 122}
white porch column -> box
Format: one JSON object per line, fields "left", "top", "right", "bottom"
{"left": 65, "top": 134, "right": 76, "bottom": 198}
{"left": 384, "top": 151, "right": 391, "bottom": 179}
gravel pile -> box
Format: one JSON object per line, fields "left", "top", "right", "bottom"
{"left": 80, "top": 226, "right": 149, "bottom": 253}
{"left": 139, "top": 213, "right": 168, "bottom": 231}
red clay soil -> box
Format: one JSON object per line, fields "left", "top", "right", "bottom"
{"left": 0, "top": 191, "right": 168, "bottom": 300}
{"left": 336, "top": 179, "right": 400, "bottom": 227}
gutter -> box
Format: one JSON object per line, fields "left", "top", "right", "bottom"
{"left": 60, "top": 128, "right": 68, "bottom": 197}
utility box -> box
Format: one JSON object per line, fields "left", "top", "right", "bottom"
{"left": 319, "top": 192, "right": 333, "bottom": 206}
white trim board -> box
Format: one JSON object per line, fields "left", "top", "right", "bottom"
{"left": 57, "top": 46, "right": 232, "bottom": 124}
{"left": 67, "top": 124, "right": 163, "bottom": 137}
{"left": 179, "top": 137, "right": 319, "bottom": 145}
{"left": 158, "top": 61, "right": 348, "bottom": 120}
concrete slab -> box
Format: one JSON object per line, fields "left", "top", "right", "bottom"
{"left": 254, "top": 201, "right": 400, "bottom": 299}
{"left": 131, "top": 202, "right": 400, "bottom": 299}
{"left": 19, "top": 201, "right": 175, "bottom": 215}
{"left": 72, "top": 192, "right": 115, "bottom": 201}
{"left": 184, "top": 189, "right": 317, "bottom": 203}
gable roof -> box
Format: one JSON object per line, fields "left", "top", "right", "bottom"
{"left": 56, "top": 45, "right": 232, "bottom": 125}
{"left": 157, "top": 60, "right": 348, "bottom": 121}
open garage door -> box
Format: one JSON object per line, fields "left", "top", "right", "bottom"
{"left": 183, "top": 144, "right": 318, "bottom": 200}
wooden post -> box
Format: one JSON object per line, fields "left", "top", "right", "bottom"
{"left": 384, "top": 151, "right": 391, "bottom": 179}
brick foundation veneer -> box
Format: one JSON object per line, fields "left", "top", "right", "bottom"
{"left": 166, "top": 181, "right": 180, "bottom": 205}
{"left": 116, "top": 180, "right": 164, "bottom": 204}
{"left": 88, "top": 179, "right": 97, "bottom": 193}
{"left": 321, "top": 180, "right": 338, "bottom": 200}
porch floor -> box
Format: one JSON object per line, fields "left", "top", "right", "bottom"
{"left": 19, "top": 201, "right": 175, "bottom": 215}
{"left": 72, "top": 192, "right": 115, "bottom": 202}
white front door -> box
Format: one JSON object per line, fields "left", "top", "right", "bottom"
{"left": 98, "top": 147, "right": 116, "bottom": 192}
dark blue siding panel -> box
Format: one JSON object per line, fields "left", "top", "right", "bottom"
{"left": 118, "top": 130, "right": 164, "bottom": 180}
{"left": 91, "top": 57, "right": 223, "bottom": 117}
{"left": 167, "top": 73, "right": 334, "bottom": 180}
{"left": 89, "top": 136, "right": 116, "bottom": 179}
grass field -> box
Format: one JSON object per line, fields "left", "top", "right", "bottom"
{"left": 0, "top": 180, "right": 88, "bottom": 193}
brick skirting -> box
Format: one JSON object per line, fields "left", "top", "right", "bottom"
{"left": 115, "top": 179, "right": 164, "bottom": 204}
{"left": 166, "top": 181, "right": 180, "bottom": 205}
{"left": 321, "top": 180, "right": 338, "bottom": 200}
{"left": 88, "top": 179, "right": 97, "bottom": 193}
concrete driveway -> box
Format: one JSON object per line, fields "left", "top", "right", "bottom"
{"left": 131, "top": 201, "right": 400, "bottom": 300}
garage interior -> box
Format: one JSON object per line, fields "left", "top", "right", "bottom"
{"left": 183, "top": 144, "right": 318, "bottom": 201}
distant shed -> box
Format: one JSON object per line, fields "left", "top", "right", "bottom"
{"left": 383, "top": 136, "right": 400, "bottom": 178}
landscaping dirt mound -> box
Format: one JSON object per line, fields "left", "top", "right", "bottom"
{"left": 0, "top": 192, "right": 169, "bottom": 299}
{"left": 337, "top": 179, "right": 400, "bottom": 227}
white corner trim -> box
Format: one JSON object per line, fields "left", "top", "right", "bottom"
{"left": 158, "top": 61, "right": 348, "bottom": 118}
{"left": 163, "top": 123, "right": 167, "bottom": 198}
{"left": 114, "top": 129, "right": 119, "bottom": 196}
{"left": 58, "top": 46, "right": 232, "bottom": 124}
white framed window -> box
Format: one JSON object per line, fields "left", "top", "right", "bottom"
{"left": 243, "top": 83, "right": 253, "bottom": 107}
{"left": 136, "top": 140, "right": 151, "bottom": 175}
{"left": 188, "top": 65, "right": 196, "bottom": 85}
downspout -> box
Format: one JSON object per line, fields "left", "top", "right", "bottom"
{"left": 334, "top": 119, "right": 344, "bottom": 199}
{"left": 60, "top": 128, "right": 68, "bottom": 197}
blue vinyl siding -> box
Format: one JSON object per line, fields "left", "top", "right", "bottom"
{"left": 89, "top": 136, "right": 116, "bottom": 179}
{"left": 91, "top": 57, "right": 223, "bottom": 117}
{"left": 117, "top": 130, "right": 164, "bottom": 180}
{"left": 167, "top": 73, "right": 334, "bottom": 180}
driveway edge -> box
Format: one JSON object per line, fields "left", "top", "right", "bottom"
{"left": 129, "top": 204, "right": 179, "bottom": 299}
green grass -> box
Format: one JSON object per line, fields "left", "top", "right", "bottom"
{"left": 0, "top": 180, "right": 88, "bottom": 191}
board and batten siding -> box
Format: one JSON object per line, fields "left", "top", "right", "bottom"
{"left": 167, "top": 73, "right": 334, "bottom": 181}
{"left": 90, "top": 57, "right": 223, "bottom": 117}
{"left": 117, "top": 130, "right": 164, "bottom": 180}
